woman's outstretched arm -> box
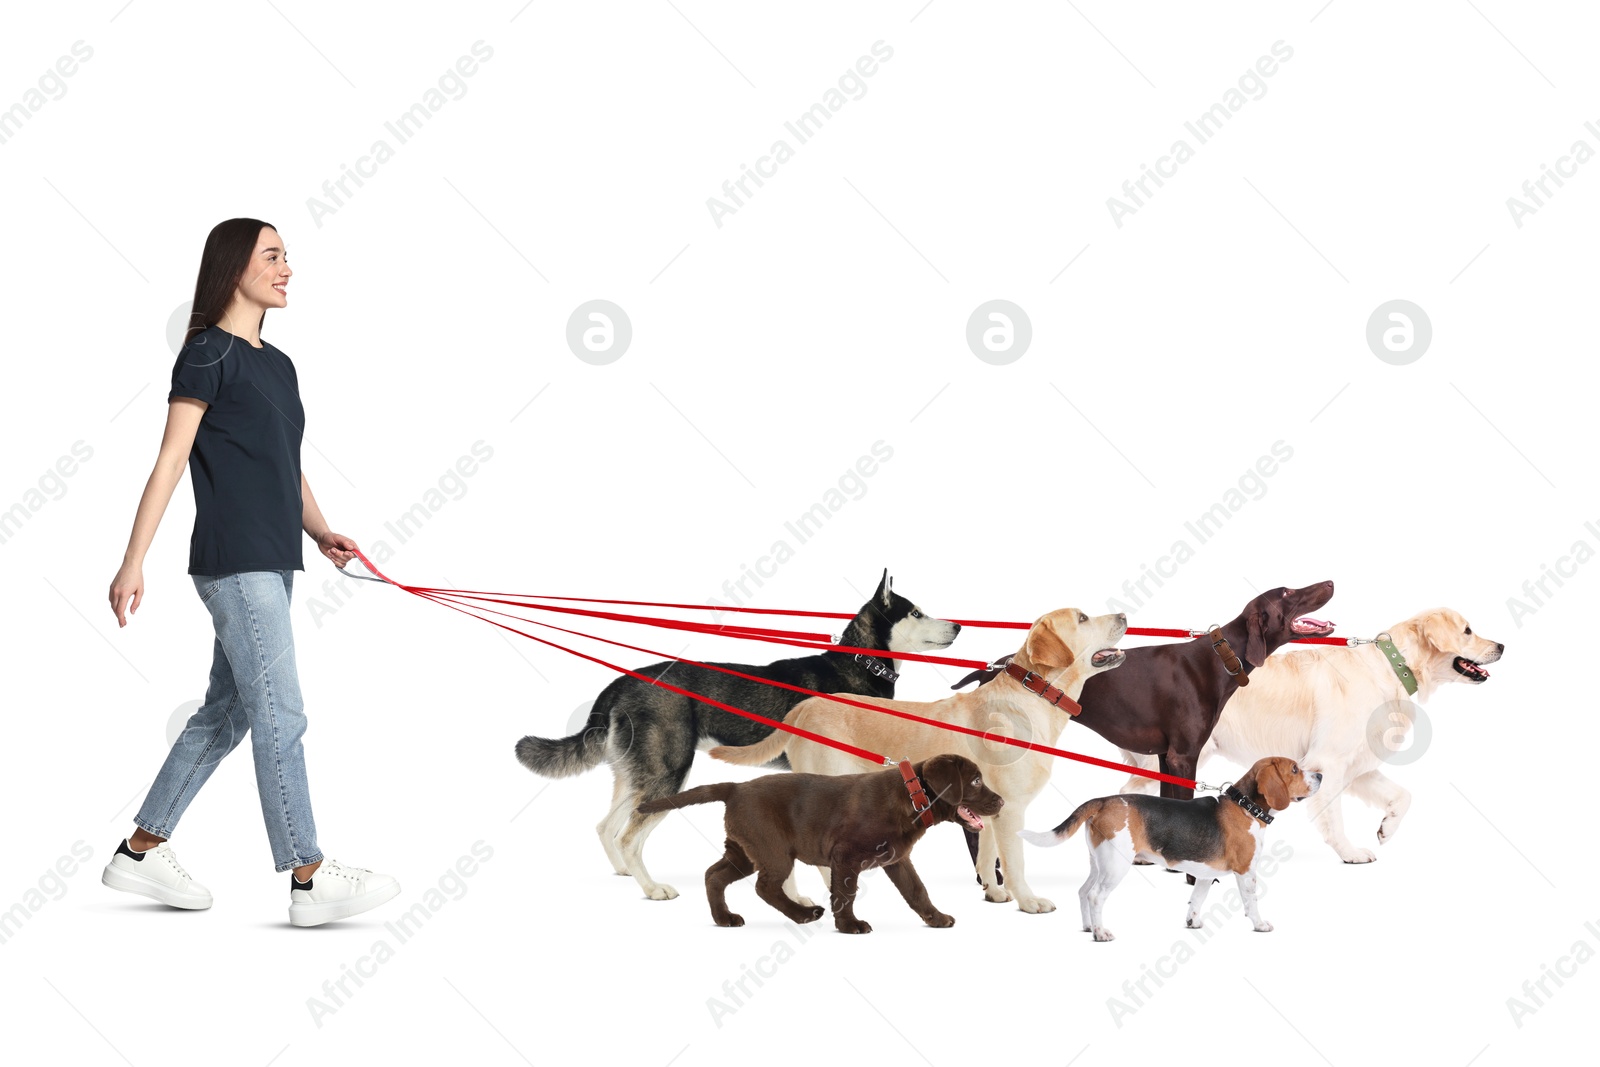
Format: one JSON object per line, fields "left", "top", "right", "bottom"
{"left": 110, "top": 397, "right": 206, "bottom": 626}
{"left": 302, "top": 473, "right": 359, "bottom": 568}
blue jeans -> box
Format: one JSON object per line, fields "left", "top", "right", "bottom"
{"left": 134, "top": 570, "right": 322, "bottom": 873}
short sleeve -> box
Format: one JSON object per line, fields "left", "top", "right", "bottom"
{"left": 169, "top": 343, "right": 223, "bottom": 404}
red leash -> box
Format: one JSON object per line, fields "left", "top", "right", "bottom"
{"left": 402, "top": 587, "right": 994, "bottom": 670}
{"left": 348, "top": 551, "right": 1195, "bottom": 788}
{"left": 404, "top": 583, "right": 1348, "bottom": 646}
{"left": 417, "top": 587, "right": 1196, "bottom": 787}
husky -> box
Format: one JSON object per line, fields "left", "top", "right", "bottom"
{"left": 515, "top": 570, "right": 959, "bottom": 901}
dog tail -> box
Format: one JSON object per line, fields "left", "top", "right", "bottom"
{"left": 708, "top": 726, "right": 790, "bottom": 767}
{"left": 636, "top": 783, "right": 734, "bottom": 814}
{"left": 1020, "top": 800, "right": 1100, "bottom": 848}
{"left": 515, "top": 700, "right": 610, "bottom": 779}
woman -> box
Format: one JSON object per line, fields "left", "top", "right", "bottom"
{"left": 102, "top": 218, "right": 398, "bottom": 927}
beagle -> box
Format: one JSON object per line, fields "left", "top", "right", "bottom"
{"left": 1022, "top": 756, "right": 1320, "bottom": 940}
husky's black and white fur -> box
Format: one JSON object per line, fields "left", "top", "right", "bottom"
{"left": 515, "top": 571, "right": 960, "bottom": 900}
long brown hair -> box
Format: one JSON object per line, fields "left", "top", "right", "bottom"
{"left": 183, "top": 218, "right": 276, "bottom": 346}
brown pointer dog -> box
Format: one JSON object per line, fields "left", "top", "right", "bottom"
{"left": 638, "top": 755, "right": 1004, "bottom": 934}
{"left": 956, "top": 582, "right": 1334, "bottom": 877}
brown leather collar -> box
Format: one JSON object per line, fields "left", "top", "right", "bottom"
{"left": 945, "top": 654, "right": 1083, "bottom": 715}
{"left": 1003, "top": 662, "right": 1082, "bottom": 716}
{"left": 1207, "top": 626, "right": 1248, "bottom": 686}
{"left": 898, "top": 759, "right": 936, "bottom": 828}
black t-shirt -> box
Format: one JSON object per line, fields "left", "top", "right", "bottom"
{"left": 169, "top": 325, "right": 305, "bottom": 575}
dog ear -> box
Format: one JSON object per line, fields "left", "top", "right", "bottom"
{"left": 1244, "top": 609, "right": 1270, "bottom": 667}
{"left": 918, "top": 755, "right": 961, "bottom": 808}
{"left": 876, "top": 568, "right": 891, "bottom": 608}
{"left": 1256, "top": 759, "right": 1292, "bottom": 810}
{"left": 1417, "top": 609, "right": 1456, "bottom": 653}
{"left": 1022, "top": 615, "right": 1074, "bottom": 675}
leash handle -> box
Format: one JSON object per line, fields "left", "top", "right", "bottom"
{"left": 339, "top": 549, "right": 397, "bottom": 586}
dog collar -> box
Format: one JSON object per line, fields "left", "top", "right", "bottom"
{"left": 1207, "top": 625, "right": 1249, "bottom": 686}
{"left": 1223, "top": 785, "right": 1274, "bottom": 825}
{"left": 853, "top": 653, "right": 899, "bottom": 683}
{"left": 1003, "top": 662, "right": 1082, "bottom": 716}
{"left": 1373, "top": 632, "right": 1419, "bottom": 696}
{"left": 897, "top": 759, "right": 936, "bottom": 828}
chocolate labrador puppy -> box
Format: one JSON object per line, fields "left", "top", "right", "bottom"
{"left": 956, "top": 582, "right": 1334, "bottom": 876}
{"left": 639, "top": 754, "right": 1003, "bottom": 933}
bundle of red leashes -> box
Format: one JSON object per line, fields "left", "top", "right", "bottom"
{"left": 344, "top": 549, "right": 1344, "bottom": 790}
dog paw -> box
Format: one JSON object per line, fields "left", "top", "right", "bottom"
{"left": 1253, "top": 921, "right": 1275, "bottom": 933}
{"left": 799, "top": 904, "right": 825, "bottom": 923}
{"left": 925, "top": 912, "right": 955, "bottom": 928}
{"left": 983, "top": 885, "right": 1013, "bottom": 904}
{"left": 1340, "top": 849, "right": 1377, "bottom": 864}
{"left": 1185, "top": 916, "right": 1204, "bottom": 929}
{"left": 645, "top": 884, "right": 680, "bottom": 900}
{"left": 836, "top": 919, "right": 873, "bottom": 934}
{"left": 1019, "top": 897, "right": 1056, "bottom": 914}
{"left": 716, "top": 913, "right": 745, "bottom": 927}
{"left": 1092, "top": 927, "right": 1115, "bottom": 942}
{"left": 1377, "top": 819, "right": 1401, "bottom": 844}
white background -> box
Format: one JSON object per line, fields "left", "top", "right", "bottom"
{"left": 1, "top": 1, "right": 1594, "bottom": 1063}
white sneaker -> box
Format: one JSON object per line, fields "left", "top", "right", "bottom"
{"left": 101, "top": 839, "right": 214, "bottom": 910}
{"left": 287, "top": 858, "right": 400, "bottom": 927}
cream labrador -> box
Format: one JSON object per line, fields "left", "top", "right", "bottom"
{"left": 712, "top": 608, "right": 1128, "bottom": 913}
{"left": 1115, "top": 607, "right": 1503, "bottom": 863}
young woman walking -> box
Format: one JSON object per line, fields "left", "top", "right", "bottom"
{"left": 103, "top": 218, "right": 398, "bottom": 927}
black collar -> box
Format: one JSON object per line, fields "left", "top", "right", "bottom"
{"left": 1223, "top": 785, "right": 1274, "bottom": 825}
{"left": 854, "top": 653, "right": 898, "bottom": 683}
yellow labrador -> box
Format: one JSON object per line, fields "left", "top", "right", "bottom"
{"left": 1116, "top": 607, "right": 1503, "bottom": 863}
{"left": 712, "top": 608, "right": 1128, "bottom": 913}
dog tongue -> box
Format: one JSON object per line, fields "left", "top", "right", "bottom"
{"left": 1292, "top": 615, "right": 1332, "bottom": 633}
{"left": 959, "top": 805, "right": 984, "bottom": 831}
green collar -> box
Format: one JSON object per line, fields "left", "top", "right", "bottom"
{"left": 1374, "top": 632, "right": 1418, "bottom": 696}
